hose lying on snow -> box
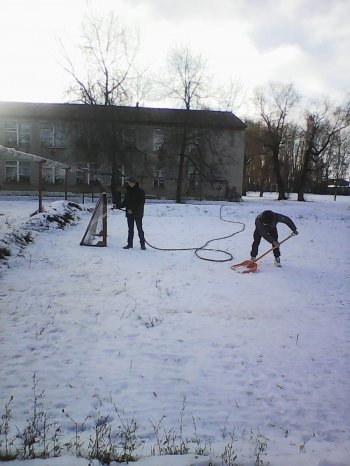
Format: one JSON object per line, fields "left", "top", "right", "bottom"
{"left": 145, "top": 205, "right": 245, "bottom": 263}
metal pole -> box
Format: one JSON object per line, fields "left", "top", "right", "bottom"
{"left": 38, "top": 161, "right": 44, "bottom": 213}
{"left": 64, "top": 168, "right": 69, "bottom": 201}
{"left": 102, "top": 192, "right": 107, "bottom": 246}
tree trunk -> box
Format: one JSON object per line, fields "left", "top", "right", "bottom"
{"left": 271, "top": 149, "right": 287, "bottom": 200}
{"left": 175, "top": 128, "right": 188, "bottom": 203}
{"left": 110, "top": 164, "right": 121, "bottom": 205}
{"left": 333, "top": 182, "right": 338, "bottom": 201}
{"left": 297, "top": 172, "right": 307, "bottom": 201}
{"left": 176, "top": 153, "right": 185, "bottom": 203}
{"left": 259, "top": 184, "right": 264, "bottom": 197}
{"left": 241, "top": 159, "right": 248, "bottom": 196}
{"left": 297, "top": 149, "right": 311, "bottom": 201}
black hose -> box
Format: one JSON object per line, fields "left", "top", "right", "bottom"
{"left": 145, "top": 205, "right": 245, "bottom": 263}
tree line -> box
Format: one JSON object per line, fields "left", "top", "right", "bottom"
{"left": 244, "top": 83, "right": 350, "bottom": 200}
{"left": 59, "top": 12, "right": 350, "bottom": 202}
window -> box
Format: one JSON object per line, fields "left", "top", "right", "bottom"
{"left": 111, "top": 165, "right": 126, "bottom": 187}
{"left": 187, "top": 131, "right": 201, "bottom": 155}
{"left": 5, "top": 160, "right": 31, "bottom": 183}
{"left": 4, "top": 123, "right": 17, "bottom": 146}
{"left": 74, "top": 126, "right": 96, "bottom": 150}
{"left": 42, "top": 165, "right": 66, "bottom": 184}
{"left": 187, "top": 167, "right": 201, "bottom": 189}
{"left": 153, "top": 128, "right": 166, "bottom": 153}
{"left": 4, "top": 122, "right": 31, "bottom": 148}
{"left": 122, "top": 128, "right": 136, "bottom": 148}
{"left": 40, "top": 124, "right": 65, "bottom": 148}
{"left": 153, "top": 169, "right": 165, "bottom": 188}
{"left": 76, "top": 162, "right": 102, "bottom": 185}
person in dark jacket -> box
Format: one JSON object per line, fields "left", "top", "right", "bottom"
{"left": 250, "top": 210, "right": 298, "bottom": 266}
{"left": 118, "top": 176, "right": 146, "bottom": 250}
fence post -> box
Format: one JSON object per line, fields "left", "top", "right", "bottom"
{"left": 64, "top": 168, "right": 69, "bottom": 201}
{"left": 38, "top": 161, "right": 44, "bottom": 213}
{"left": 102, "top": 192, "right": 107, "bottom": 245}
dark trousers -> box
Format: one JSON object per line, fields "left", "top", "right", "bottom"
{"left": 127, "top": 215, "right": 145, "bottom": 246}
{"left": 250, "top": 227, "right": 280, "bottom": 258}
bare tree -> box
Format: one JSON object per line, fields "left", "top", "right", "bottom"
{"left": 281, "top": 122, "right": 302, "bottom": 193}
{"left": 212, "top": 77, "right": 244, "bottom": 113}
{"left": 297, "top": 100, "right": 349, "bottom": 201}
{"left": 60, "top": 12, "right": 144, "bottom": 106}
{"left": 59, "top": 12, "right": 151, "bottom": 199}
{"left": 244, "top": 120, "right": 270, "bottom": 195}
{"left": 163, "top": 44, "right": 209, "bottom": 110}
{"left": 159, "top": 44, "right": 210, "bottom": 202}
{"left": 331, "top": 132, "right": 350, "bottom": 200}
{"left": 254, "top": 82, "right": 300, "bottom": 200}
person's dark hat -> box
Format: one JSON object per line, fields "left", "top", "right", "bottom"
{"left": 261, "top": 210, "right": 274, "bottom": 224}
{"left": 128, "top": 176, "right": 137, "bottom": 183}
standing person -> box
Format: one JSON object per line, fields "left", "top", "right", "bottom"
{"left": 118, "top": 176, "right": 146, "bottom": 250}
{"left": 250, "top": 210, "right": 298, "bottom": 266}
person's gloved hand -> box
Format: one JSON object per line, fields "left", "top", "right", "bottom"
{"left": 292, "top": 230, "right": 299, "bottom": 236}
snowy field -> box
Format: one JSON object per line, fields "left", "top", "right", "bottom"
{"left": 0, "top": 193, "right": 349, "bottom": 466}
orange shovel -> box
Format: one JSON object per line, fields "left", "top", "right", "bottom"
{"left": 231, "top": 234, "right": 294, "bottom": 273}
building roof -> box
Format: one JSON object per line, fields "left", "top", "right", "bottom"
{"left": 0, "top": 101, "right": 246, "bottom": 130}
{"left": 0, "top": 144, "right": 70, "bottom": 168}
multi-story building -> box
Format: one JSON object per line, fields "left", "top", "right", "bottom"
{"left": 0, "top": 102, "right": 246, "bottom": 201}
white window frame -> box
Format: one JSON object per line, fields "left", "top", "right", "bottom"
{"left": 40, "top": 124, "right": 65, "bottom": 149}
{"left": 4, "top": 122, "right": 31, "bottom": 148}
{"left": 76, "top": 162, "right": 102, "bottom": 185}
{"left": 42, "top": 165, "right": 66, "bottom": 184}
{"left": 153, "top": 128, "right": 166, "bottom": 153}
{"left": 122, "top": 128, "right": 136, "bottom": 148}
{"left": 5, "top": 160, "right": 31, "bottom": 183}
{"left": 188, "top": 130, "right": 201, "bottom": 155}
{"left": 153, "top": 169, "right": 165, "bottom": 188}
{"left": 187, "top": 166, "right": 201, "bottom": 189}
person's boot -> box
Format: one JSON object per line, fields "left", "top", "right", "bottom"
{"left": 140, "top": 243, "right": 146, "bottom": 250}
{"left": 123, "top": 244, "right": 133, "bottom": 249}
{"left": 274, "top": 257, "right": 281, "bottom": 267}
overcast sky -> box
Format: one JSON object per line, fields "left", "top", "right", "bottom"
{"left": 0, "top": 0, "right": 348, "bottom": 117}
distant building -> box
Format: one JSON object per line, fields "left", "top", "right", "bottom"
{"left": 0, "top": 101, "right": 246, "bottom": 201}
{"left": 327, "top": 178, "right": 350, "bottom": 195}
{"left": 327, "top": 178, "right": 349, "bottom": 187}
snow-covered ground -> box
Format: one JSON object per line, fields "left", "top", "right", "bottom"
{"left": 0, "top": 193, "right": 349, "bottom": 466}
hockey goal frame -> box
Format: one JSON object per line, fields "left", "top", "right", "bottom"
{"left": 80, "top": 192, "right": 108, "bottom": 247}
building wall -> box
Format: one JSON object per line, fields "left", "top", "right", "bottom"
{"left": 0, "top": 103, "right": 245, "bottom": 201}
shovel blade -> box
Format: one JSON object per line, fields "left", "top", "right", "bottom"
{"left": 230, "top": 259, "right": 258, "bottom": 273}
